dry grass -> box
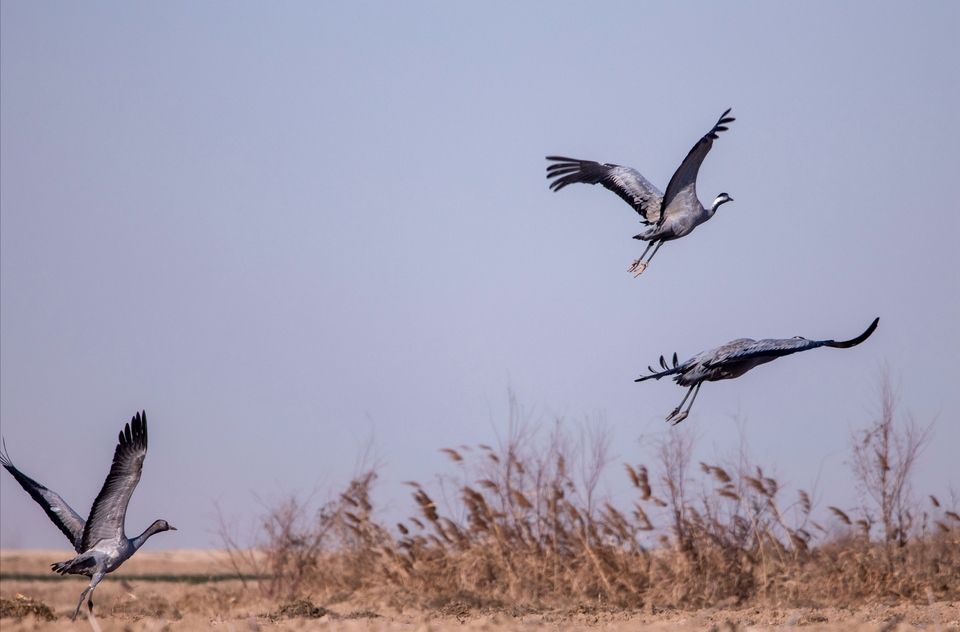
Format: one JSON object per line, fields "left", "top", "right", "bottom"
{"left": 1, "top": 559, "right": 958, "bottom": 631}
{"left": 2, "top": 558, "right": 959, "bottom": 630}
{"left": 3, "top": 382, "right": 958, "bottom": 629}
{"left": 213, "top": 391, "right": 958, "bottom": 614}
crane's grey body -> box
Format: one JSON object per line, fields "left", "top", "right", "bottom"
{"left": 636, "top": 318, "right": 880, "bottom": 424}
{"left": 0, "top": 411, "right": 175, "bottom": 620}
{"left": 547, "top": 109, "right": 735, "bottom": 275}
{"left": 635, "top": 191, "right": 727, "bottom": 243}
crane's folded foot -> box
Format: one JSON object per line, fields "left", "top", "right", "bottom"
{"left": 665, "top": 407, "right": 688, "bottom": 425}
{"left": 628, "top": 260, "right": 648, "bottom": 276}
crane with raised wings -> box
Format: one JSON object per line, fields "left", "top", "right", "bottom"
{"left": 547, "top": 109, "right": 735, "bottom": 275}
{"left": 1, "top": 411, "right": 176, "bottom": 620}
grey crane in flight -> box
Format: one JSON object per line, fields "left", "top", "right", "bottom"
{"left": 0, "top": 411, "right": 175, "bottom": 620}
{"left": 546, "top": 109, "right": 735, "bottom": 275}
{"left": 635, "top": 318, "right": 879, "bottom": 424}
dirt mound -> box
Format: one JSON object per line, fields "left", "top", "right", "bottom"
{"left": 341, "top": 609, "right": 381, "bottom": 619}
{"left": 0, "top": 594, "right": 58, "bottom": 621}
{"left": 273, "top": 599, "right": 328, "bottom": 619}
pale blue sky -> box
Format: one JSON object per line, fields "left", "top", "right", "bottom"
{"left": 2, "top": 2, "right": 957, "bottom": 549}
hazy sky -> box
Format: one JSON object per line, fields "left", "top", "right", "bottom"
{"left": 2, "top": 2, "right": 958, "bottom": 550}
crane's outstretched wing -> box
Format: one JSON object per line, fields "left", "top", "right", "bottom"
{"left": 658, "top": 109, "right": 734, "bottom": 224}
{"left": 635, "top": 352, "right": 685, "bottom": 382}
{"left": 80, "top": 412, "right": 148, "bottom": 552}
{"left": 706, "top": 318, "right": 879, "bottom": 367}
{"left": 1, "top": 441, "right": 86, "bottom": 552}
{"left": 546, "top": 156, "right": 664, "bottom": 224}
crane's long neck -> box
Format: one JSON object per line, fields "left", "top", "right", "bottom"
{"left": 707, "top": 193, "right": 732, "bottom": 219}
{"left": 130, "top": 520, "right": 167, "bottom": 551}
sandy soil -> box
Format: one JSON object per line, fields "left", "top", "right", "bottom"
{"left": 2, "top": 550, "right": 957, "bottom": 631}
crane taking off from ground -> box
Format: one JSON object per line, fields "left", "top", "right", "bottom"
{"left": 547, "top": 109, "right": 735, "bottom": 276}
{"left": 636, "top": 318, "right": 879, "bottom": 424}
{"left": 1, "top": 411, "right": 175, "bottom": 621}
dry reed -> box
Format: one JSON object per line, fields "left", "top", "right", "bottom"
{"left": 221, "top": 387, "right": 958, "bottom": 612}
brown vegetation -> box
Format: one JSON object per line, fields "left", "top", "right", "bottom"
{"left": 1, "top": 567, "right": 957, "bottom": 632}
{"left": 218, "top": 387, "right": 958, "bottom": 613}
{"left": 3, "top": 377, "right": 956, "bottom": 629}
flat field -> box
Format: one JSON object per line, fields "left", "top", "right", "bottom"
{"left": 1, "top": 551, "right": 957, "bottom": 631}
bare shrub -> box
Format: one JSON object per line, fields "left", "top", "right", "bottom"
{"left": 215, "top": 500, "right": 269, "bottom": 592}
{"left": 640, "top": 423, "right": 817, "bottom": 607}
{"left": 848, "top": 367, "right": 934, "bottom": 547}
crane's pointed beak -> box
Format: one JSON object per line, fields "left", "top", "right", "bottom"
{"left": 168, "top": 525, "right": 178, "bottom": 531}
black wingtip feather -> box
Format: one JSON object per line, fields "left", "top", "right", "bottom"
{"left": 636, "top": 358, "right": 683, "bottom": 382}
{"left": 117, "top": 411, "right": 148, "bottom": 456}
{"left": 546, "top": 167, "right": 582, "bottom": 178}
{"left": 707, "top": 109, "right": 735, "bottom": 137}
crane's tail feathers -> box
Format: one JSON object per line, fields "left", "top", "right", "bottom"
{"left": 52, "top": 555, "right": 96, "bottom": 575}
{"left": 826, "top": 317, "right": 880, "bottom": 349}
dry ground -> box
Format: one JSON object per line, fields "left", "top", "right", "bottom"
{"left": 1, "top": 551, "right": 956, "bottom": 631}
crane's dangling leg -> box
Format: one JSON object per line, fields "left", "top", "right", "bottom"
{"left": 666, "top": 384, "right": 697, "bottom": 423}
{"left": 632, "top": 241, "right": 664, "bottom": 277}
{"left": 628, "top": 241, "right": 655, "bottom": 273}
{"left": 71, "top": 570, "right": 105, "bottom": 621}
{"left": 668, "top": 383, "right": 702, "bottom": 426}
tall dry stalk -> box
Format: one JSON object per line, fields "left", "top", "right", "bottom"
{"left": 849, "top": 367, "right": 934, "bottom": 547}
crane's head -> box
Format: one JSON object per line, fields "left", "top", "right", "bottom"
{"left": 151, "top": 519, "right": 177, "bottom": 533}
{"left": 712, "top": 192, "right": 734, "bottom": 210}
